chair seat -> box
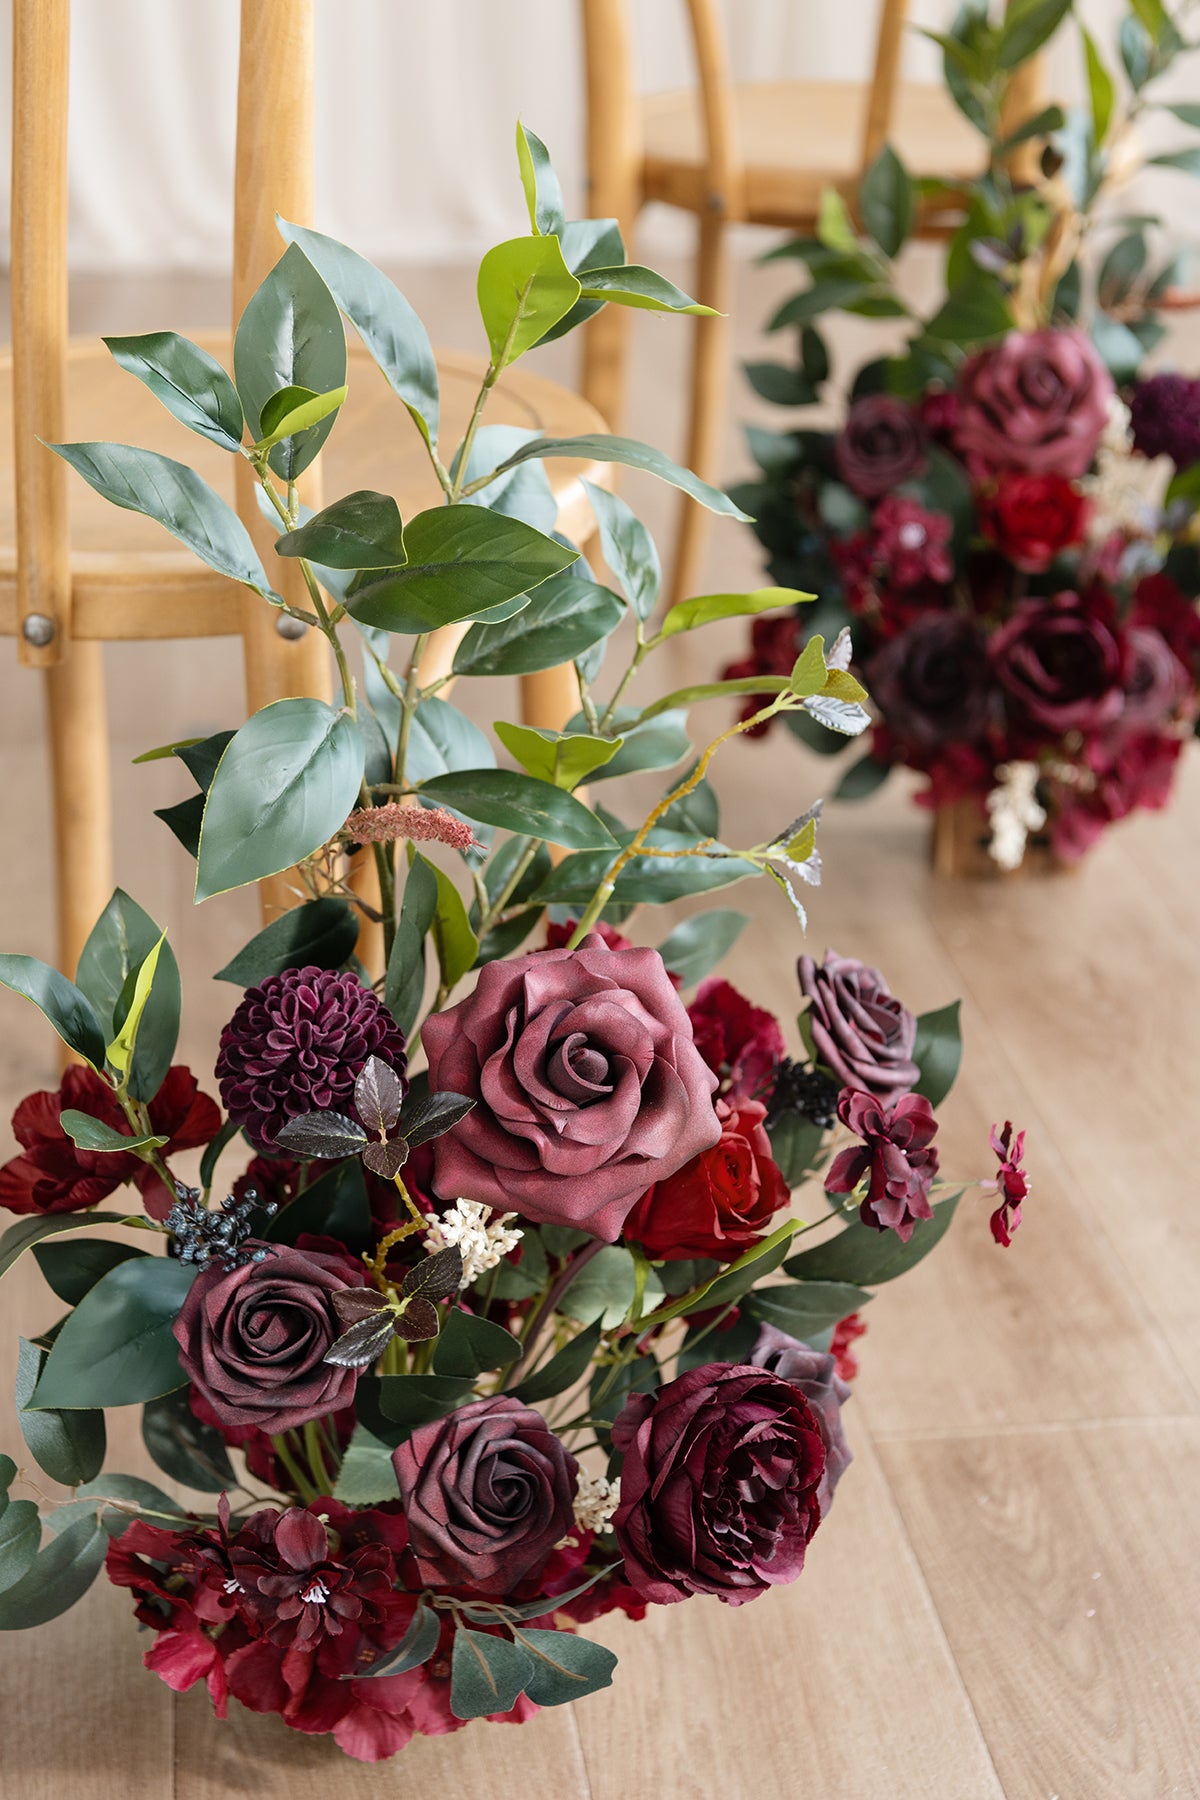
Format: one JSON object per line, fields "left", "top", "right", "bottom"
{"left": 639, "top": 79, "right": 983, "bottom": 225}
{"left": 0, "top": 336, "right": 608, "bottom": 643}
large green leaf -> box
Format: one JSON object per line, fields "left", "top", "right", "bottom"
{"left": 376, "top": 1374, "right": 477, "bottom": 1427}
{"left": 47, "top": 442, "right": 276, "bottom": 599}
{"left": 785, "top": 1193, "right": 962, "bottom": 1286}
{"left": 560, "top": 1246, "right": 637, "bottom": 1328}
{"left": 233, "top": 242, "right": 347, "bottom": 480}
{"left": 58, "top": 1113, "right": 165, "bottom": 1156}
{"left": 568, "top": 708, "right": 691, "bottom": 782}
{"left": 744, "top": 1279, "right": 871, "bottom": 1339}
{"left": 0, "top": 1513, "right": 107, "bottom": 1629}
{"left": 998, "top": 0, "right": 1072, "bottom": 68}
{"left": 417, "top": 770, "right": 616, "bottom": 850}
{"left": 103, "top": 933, "right": 165, "bottom": 1089}
{"left": 451, "top": 1628, "right": 534, "bottom": 1720}
{"left": 0, "top": 1212, "right": 132, "bottom": 1283}
{"left": 195, "top": 699, "right": 365, "bottom": 901}
{"left": 514, "top": 1628, "right": 618, "bottom": 1707}
{"left": 142, "top": 1387, "right": 237, "bottom": 1492}
{"left": 103, "top": 331, "right": 244, "bottom": 451}
{"left": 33, "top": 1238, "right": 148, "bottom": 1307}
{"left": 404, "top": 696, "right": 495, "bottom": 785}
{"left": 0, "top": 1498, "right": 40, "bottom": 1594}
{"left": 494, "top": 722, "right": 622, "bottom": 791}
{"left": 912, "top": 1000, "right": 963, "bottom": 1108}
{"left": 512, "top": 1319, "right": 602, "bottom": 1404}
{"left": 418, "top": 852, "right": 478, "bottom": 991}
{"left": 214, "top": 896, "right": 360, "bottom": 987}
{"left": 577, "top": 264, "right": 714, "bottom": 316}
{"left": 491, "top": 433, "right": 751, "bottom": 520}
{"left": 264, "top": 1159, "right": 373, "bottom": 1252}
{"left": 75, "top": 889, "right": 180, "bottom": 1102}
{"left": 658, "top": 585, "right": 811, "bottom": 640}
{"left": 275, "top": 489, "right": 407, "bottom": 569}
{"left": 452, "top": 572, "right": 623, "bottom": 676}
{"left": 278, "top": 219, "right": 439, "bottom": 448}
{"left": 432, "top": 1310, "right": 521, "bottom": 1379}
{"left": 924, "top": 281, "right": 1014, "bottom": 347}
{"left": 0, "top": 956, "right": 107, "bottom": 1069}
{"left": 15, "top": 1339, "right": 106, "bottom": 1485}
{"left": 583, "top": 481, "right": 660, "bottom": 620}
{"left": 531, "top": 841, "right": 759, "bottom": 907}
{"left": 859, "top": 144, "right": 914, "bottom": 259}
{"left": 346, "top": 506, "right": 577, "bottom": 635}
{"left": 29, "top": 1258, "right": 195, "bottom": 1410}
{"left": 656, "top": 909, "right": 748, "bottom": 989}
{"left": 515, "top": 121, "right": 566, "bottom": 236}
{"left": 476, "top": 234, "right": 581, "bottom": 368}
{"left": 386, "top": 854, "right": 437, "bottom": 1037}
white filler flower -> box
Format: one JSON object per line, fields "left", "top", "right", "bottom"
{"left": 423, "top": 1200, "right": 523, "bottom": 1287}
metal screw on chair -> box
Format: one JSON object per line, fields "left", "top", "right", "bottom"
{"left": 276, "top": 614, "right": 308, "bottom": 641}
{"left": 21, "top": 613, "right": 55, "bottom": 648}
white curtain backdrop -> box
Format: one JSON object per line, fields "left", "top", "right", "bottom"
{"left": 0, "top": 0, "right": 1182, "bottom": 273}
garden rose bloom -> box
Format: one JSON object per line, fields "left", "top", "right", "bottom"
{"left": 622, "top": 1097, "right": 788, "bottom": 1261}
{"left": 955, "top": 329, "right": 1113, "bottom": 478}
{"left": 422, "top": 936, "right": 722, "bottom": 1241}
{"left": 834, "top": 395, "right": 928, "bottom": 498}
{"left": 990, "top": 593, "right": 1125, "bottom": 736}
{"left": 825, "top": 1089, "right": 940, "bottom": 1242}
{"left": 173, "top": 1244, "right": 360, "bottom": 1433}
{"left": 978, "top": 471, "right": 1090, "bottom": 572}
{"left": 750, "top": 1323, "right": 853, "bottom": 1514}
{"left": 866, "top": 614, "right": 994, "bottom": 751}
{"left": 394, "top": 1397, "right": 577, "bottom": 1592}
{"left": 686, "top": 978, "right": 784, "bottom": 1101}
{"left": 611, "top": 1363, "right": 826, "bottom": 1604}
{"left": 797, "top": 951, "right": 919, "bottom": 1105}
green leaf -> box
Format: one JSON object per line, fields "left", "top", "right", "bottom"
{"left": 358, "top": 1598, "right": 440, "bottom": 1675}
{"left": 331, "top": 1423, "right": 403, "bottom": 1506}
{"left": 453, "top": 572, "right": 622, "bottom": 678}
{"left": 659, "top": 585, "right": 810, "bottom": 640}
{"left": 860, "top": 145, "right": 913, "bottom": 259}
{"left": 634, "top": 1219, "right": 802, "bottom": 1332}
{"left": 142, "top": 1387, "right": 237, "bottom": 1492}
{"left": 45, "top": 1474, "right": 185, "bottom": 1540}
{"left": 103, "top": 331, "right": 244, "bottom": 451}
{"left": 46, "top": 442, "right": 277, "bottom": 599}
{"left": 568, "top": 708, "right": 691, "bottom": 782}
{"left": 1149, "top": 147, "right": 1200, "bottom": 176}
{"left": 376, "top": 1374, "right": 477, "bottom": 1427}
{"left": 515, "top": 1628, "right": 618, "bottom": 1707}
{"left": 0, "top": 955, "right": 107, "bottom": 1069}
{"left": 105, "top": 934, "right": 165, "bottom": 1082}
{"left": 477, "top": 234, "right": 582, "bottom": 368}
{"left": 494, "top": 722, "right": 622, "bottom": 791}
{"left": 512, "top": 1319, "right": 603, "bottom": 1404}
{"left": 536, "top": 216, "right": 627, "bottom": 344}
{"left": 577, "top": 263, "right": 714, "bottom": 318}
{"left": 417, "top": 770, "right": 617, "bottom": 851}
{"left": 451, "top": 1628, "right": 534, "bottom": 1719}
{"left": 480, "top": 1226, "right": 548, "bottom": 1301}
{"left": 432, "top": 1310, "right": 521, "bottom": 1379}
{"left": 33, "top": 1238, "right": 147, "bottom": 1307}
{"left": 767, "top": 1112, "right": 826, "bottom": 1187}
{"left": 15, "top": 1339, "right": 106, "bottom": 1485}
{"left": 1129, "top": 0, "right": 1171, "bottom": 41}
{"left": 30, "top": 1258, "right": 195, "bottom": 1410}
{"left": 0, "top": 1212, "right": 132, "bottom": 1283}
{"left": 997, "top": 0, "right": 1072, "bottom": 68}
{"left": 925, "top": 280, "right": 1014, "bottom": 346}
{"left": 515, "top": 121, "right": 565, "bottom": 236}
{"left": 636, "top": 675, "right": 791, "bottom": 724}
{"left": 386, "top": 853, "right": 437, "bottom": 1037}
{"left": 346, "top": 505, "right": 577, "bottom": 635}
{"left": 256, "top": 382, "right": 347, "bottom": 453}
{"left": 532, "top": 841, "right": 760, "bottom": 908}
{"left": 417, "top": 852, "right": 478, "bottom": 991}
{"left": 277, "top": 219, "right": 439, "bottom": 449}
{"left": 1098, "top": 232, "right": 1148, "bottom": 308}
{"left": 912, "top": 1000, "right": 963, "bottom": 1107}
{"left": 745, "top": 1278, "right": 872, "bottom": 1338}
{"left": 743, "top": 360, "right": 820, "bottom": 406}
{"left": 656, "top": 909, "right": 748, "bottom": 989}
{"left": 560, "top": 1246, "right": 637, "bottom": 1328}
{"left": 817, "top": 188, "right": 860, "bottom": 253}
{"left": 1163, "top": 102, "right": 1200, "bottom": 128}
{"left": 0, "top": 1499, "right": 40, "bottom": 1594}
{"left": 834, "top": 753, "right": 890, "bottom": 801}
{"left": 995, "top": 102, "right": 1066, "bottom": 154}
{"left": 214, "top": 896, "right": 359, "bottom": 987}
{"left": 583, "top": 481, "right": 661, "bottom": 620}
{"left": 195, "top": 699, "right": 365, "bottom": 902}
{"left": 0, "top": 1513, "right": 107, "bottom": 1630}
{"left": 785, "top": 1192, "right": 962, "bottom": 1285}
{"left": 233, "top": 241, "right": 347, "bottom": 480}
{"left": 76, "top": 889, "right": 180, "bottom": 1103}
{"left": 57, "top": 1113, "right": 164, "bottom": 1157}
{"left": 404, "top": 696, "right": 495, "bottom": 785}
{"left": 275, "top": 489, "right": 406, "bottom": 569}
{"left": 790, "top": 633, "right": 830, "bottom": 698}
{"left": 264, "top": 1158, "right": 373, "bottom": 1252}
{"left": 491, "top": 434, "right": 752, "bottom": 520}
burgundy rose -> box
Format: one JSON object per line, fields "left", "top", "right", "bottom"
{"left": 978, "top": 471, "right": 1090, "bottom": 572}
{"left": 954, "top": 328, "right": 1113, "bottom": 478}
{"left": 834, "top": 394, "right": 929, "bottom": 499}
{"left": 1129, "top": 370, "right": 1200, "bottom": 468}
{"left": 173, "top": 1243, "right": 360, "bottom": 1434}
{"left": 797, "top": 950, "right": 919, "bottom": 1105}
{"left": 687, "top": 977, "right": 784, "bottom": 1102}
{"left": 990, "top": 593, "right": 1125, "bottom": 737}
{"left": 825, "top": 1088, "right": 940, "bottom": 1242}
{"left": 622, "top": 1096, "right": 788, "bottom": 1261}
{"left": 422, "top": 936, "right": 721, "bottom": 1242}
{"left": 611, "top": 1363, "right": 826, "bottom": 1605}
{"left": 866, "top": 614, "right": 994, "bottom": 751}
{"left": 393, "top": 1396, "right": 577, "bottom": 1593}
{"left": 1120, "top": 627, "right": 1189, "bottom": 730}
{"left": 749, "top": 1323, "right": 853, "bottom": 1515}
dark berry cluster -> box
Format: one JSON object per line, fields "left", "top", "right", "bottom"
{"left": 165, "top": 1184, "right": 277, "bottom": 1271}
{"left": 766, "top": 1060, "right": 840, "bottom": 1131}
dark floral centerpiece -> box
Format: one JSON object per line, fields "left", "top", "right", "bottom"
{"left": 728, "top": 2, "right": 1200, "bottom": 870}
{"left": 0, "top": 129, "right": 1024, "bottom": 1761}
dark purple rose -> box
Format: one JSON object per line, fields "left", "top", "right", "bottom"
{"left": 825, "top": 1088, "right": 939, "bottom": 1243}
{"left": 173, "top": 1244, "right": 359, "bottom": 1434}
{"left": 834, "top": 395, "right": 929, "bottom": 499}
{"left": 1129, "top": 371, "right": 1200, "bottom": 468}
{"left": 796, "top": 950, "right": 919, "bottom": 1105}
{"left": 393, "top": 1396, "right": 577, "bottom": 1593}
{"left": 422, "top": 935, "right": 721, "bottom": 1242}
{"left": 990, "top": 593, "right": 1125, "bottom": 736}
{"left": 1120, "top": 626, "right": 1189, "bottom": 730}
{"left": 611, "top": 1363, "right": 826, "bottom": 1605}
{"left": 954, "top": 328, "right": 1113, "bottom": 478}
{"left": 749, "top": 1323, "right": 853, "bottom": 1515}
{"left": 866, "top": 614, "right": 994, "bottom": 750}
{"left": 215, "top": 965, "right": 408, "bottom": 1154}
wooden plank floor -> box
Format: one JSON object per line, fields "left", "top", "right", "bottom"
{"left": 0, "top": 255, "right": 1197, "bottom": 1798}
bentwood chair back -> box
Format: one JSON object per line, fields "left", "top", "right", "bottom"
{"left": 3, "top": 0, "right": 608, "bottom": 984}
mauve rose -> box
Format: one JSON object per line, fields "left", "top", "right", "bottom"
{"left": 622, "top": 1096, "right": 788, "bottom": 1261}
{"left": 834, "top": 395, "right": 929, "bottom": 499}
{"left": 173, "top": 1244, "right": 359, "bottom": 1434}
{"left": 612, "top": 1363, "right": 826, "bottom": 1605}
{"left": 797, "top": 950, "right": 919, "bottom": 1105}
{"left": 750, "top": 1323, "right": 853, "bottom": 1515}
{"left": 422, "top": 935, "right": 721, "bottom": 1242}
{"left": 990, "top": 593, "right": 1124, "bottom": 736}
{"left": 1119, "top": 627, "right": 1189, "bottom": 730}
{"left": 866, "top": 614, "right": 993, "bottom": 750}
{"left": 954, "top": 329, "right": 1113, "bottom": 478}
{"left": 393, "top": 1397, "right": 577, "bottom": 1592}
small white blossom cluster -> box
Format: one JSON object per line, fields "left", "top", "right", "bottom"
{"left": 422, "top": 1200, "right": 522, "bottom": 1287}
{"left": 986, "top": 762, "right": 1047, "bottom": 871}
{"left": 1081, "top": 394, "right": 1169, "bottom": 544}
{"left": 571, "top": 1470, "right": 620, "bottom": 1536}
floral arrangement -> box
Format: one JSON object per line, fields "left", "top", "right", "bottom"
{"left": 727, "top": 1, "right": 1200, "bottom": 867}
{"left": 0, "top": 128, "right": 1024, "bottom": 1762}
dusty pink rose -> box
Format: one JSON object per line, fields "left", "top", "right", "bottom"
{"left": 422, "top": 935, "right": 721, "bottom": 1241}
{"left": 954, "top": 329, "right": 1113, "bottom": 478}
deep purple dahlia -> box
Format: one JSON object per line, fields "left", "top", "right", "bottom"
{"left": 1129, "top": 371, "right": 1200, "bottom": 469}
{"left": 215, "top": 965, "right": 408, "bottom": 1152}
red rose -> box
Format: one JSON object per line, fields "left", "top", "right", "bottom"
{"left": 623, "top": 1097, "right": 787, "bottom": 1261}
{"left": 686, "top": 978, "right": 784, "bottom": 1102}
{"left": 978, "top": 472, "right": 1090, "bottom": 572}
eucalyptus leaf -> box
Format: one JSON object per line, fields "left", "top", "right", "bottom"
{"left": 104, "top": 331, "right": 244, "bottom": 451}
{"left": 346, "top": 506, "right": 576, "bottom": 635}
{"left": 15, "top": 1339, "right": 106, "bottom": 1485}
{"left": 417, "top": 770, "right": 616, "bottom": 851}
{"left": 332, "top": 1423, "right": 403, "bottom": 1507}
{"left": 450, "top": 1628, "right": 534, "bottom": 1720}
{"left": 515, "top": 1628, "right": 619, "bottom": 1707}
{"left": 0, "top": 1513, "right": 107, "bottom": 1630}
{"left": 0, "top": 955, "right": 107, "bottom": 1069}
{"left": 432, "top": 1310, "right": 521, "bottom": 1378}
{"left": 30, "top": 1258, "right": 195, "bottom": 1411}
{"left": 233, "top": 242, "right": 347, "bottom": 480}
{"left": 0, "top": 1498, "right": 40, "bottom": 1595}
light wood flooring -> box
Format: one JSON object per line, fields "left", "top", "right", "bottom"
{"left": 0, "top": 250, "right": 1196, "bottom": 1799}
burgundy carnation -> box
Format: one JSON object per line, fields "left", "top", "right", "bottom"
{"left": 622, "top": 1096, "right": 788, "bottom": 1262}
{"left": 749, "top": 1323, "right": 853, "bottom": 1515}
{"left": 1129, "top": 371, "right": 1200, "bottom": 468}
{"left": 866, "top": 614, "right": 994, "bottom": 751}
{"left": 393, "top": 1396, "right": 577, "bottom": 1593}
{"left": 611, "top": 1363, "right": 826, "bottom": 1605}
{"left": 215, "top": 965, "right": 408, "bottom": 1154}
{"left": 990, "top": 593, "right": 1125, "bottom": 737}
{"left": 797, "top": 950, "right": 919, "bottom": 1105}
{"left": 825, "top": 1088, "right": 940, "bottom": 1242}
{"left": 869, "top": 496, "right": 954, "bottom": 588}
{"left": 173, "top": 1243, "right": 361, "bottom": 1434}
{"left": 834, "top": 395, "right": 928, "bottom": 499}
{"left": 978, "top": 471, "right": 1090, "bottom": 572}
{"left": 687, "top": 977, "right": 784, "bottom": 1102}
{"left": 422, "top": 935, "right": 722, "bottom": 1241}
{"left": 954, "top": 328, "right": 1113, "bottom": 478}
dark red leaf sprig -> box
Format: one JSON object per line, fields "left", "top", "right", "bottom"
{"left": 323, "top": 1243, "right": 465, "bottom": 1369}
{"left": 272, "top": 1055, "right": 474, "bottom": 1180}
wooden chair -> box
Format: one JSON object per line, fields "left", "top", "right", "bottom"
{"left": 1, "top": 0, "right": 608, "bottom": 986}
{"left": 581, "top": 0, "right": 994, "bottom": 605}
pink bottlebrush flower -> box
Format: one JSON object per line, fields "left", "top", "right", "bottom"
{"left": 344, "top": 803, "right": 479, "bottom": 852}
{"left": 986, "top": 1120, "right": 1029, "bottom": 1247}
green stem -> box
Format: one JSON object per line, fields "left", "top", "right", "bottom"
{"left": 475, "top": 836, "right": 539, "bottom": 941}
{"left": 271, "top": 1433, "right": 320, "bottom": 1504}
{"left": 598, "top": 635, "right": 649, "bottom": 735}
{"left": 303, "top": 1419, "right": 335, "bottom": 1496}
{"left": 504, "top": 1239, "right": 605, "bottom": 1387}
{"left": 449, "top": 368, "right": 498, "bottom": 503}
{"left": 394, "top": 633, "right": 430, "bottom": 798}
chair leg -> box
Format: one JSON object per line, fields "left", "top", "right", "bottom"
{"left": 519, "top": 663, "right": 583, "bottom": 735}
{"left": 669, "top": 210, "right": 732, "bottom": 608}
{"left": 44, "top": 641, "right": 112, "bottom": 992}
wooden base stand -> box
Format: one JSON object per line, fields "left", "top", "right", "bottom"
{"left": 931, "top": 799, "right": 1068, "bottom": 879}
